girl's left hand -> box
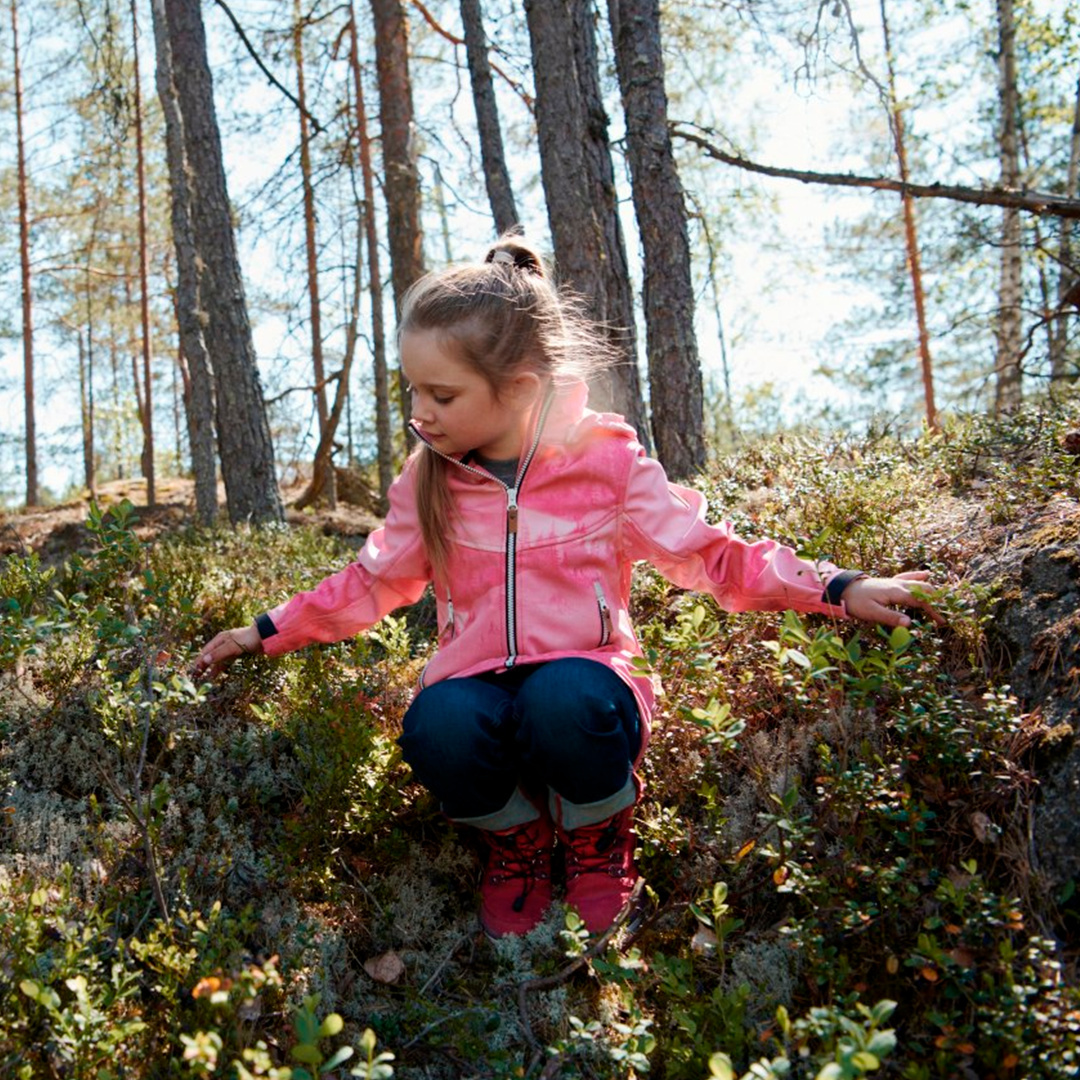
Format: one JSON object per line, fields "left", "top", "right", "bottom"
{"left": 841, "top": 570, "right": 943, "bottom": 628}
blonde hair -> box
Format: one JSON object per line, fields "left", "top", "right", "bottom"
{"left": 401, "top": 235, "right": 615, "bottom": 582}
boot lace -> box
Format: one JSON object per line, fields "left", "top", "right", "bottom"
{"left": 486, "top": 823, "right": 551, "bottom": 913}
{"left": 565, "top": 814, "right": 631, "bottom": 881}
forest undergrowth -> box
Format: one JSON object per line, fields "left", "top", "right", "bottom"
{"left": 2, "top": 401, "right": 1080, "bottom": 1080}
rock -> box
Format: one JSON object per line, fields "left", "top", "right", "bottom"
{"left": 968, "top": 497, "right": 1080, "bottom": 892}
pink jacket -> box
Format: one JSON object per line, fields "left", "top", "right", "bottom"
{"left": 258, "top": 380, "right": 851, "bottom": 722}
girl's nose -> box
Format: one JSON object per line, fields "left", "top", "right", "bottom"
{"left": 410, "top": 391, "right": 430, "bottom": 423}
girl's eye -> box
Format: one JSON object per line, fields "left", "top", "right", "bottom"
{"left": 434, "top": 395, "right": 453, "bottom": 405}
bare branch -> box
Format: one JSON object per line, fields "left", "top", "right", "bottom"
{"left": 408, "top": 0, "right": 533, "bottom": 111}
{"left": 673, "top": 124, "right": 1080, "bottom": 220}
{"left": 212, "top": 0, "right": 324, "bottom": 134}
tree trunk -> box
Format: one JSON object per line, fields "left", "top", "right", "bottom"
{"left": 294, "top": 0, "right": 335, "bottom": 506}
{"left": 994, "top": 0, "right": 1023, "bottom": 415}
{"left": 151, "top": 0, "right": 218, "bottom": 525}
{"left": 163, "top": 0, "right": 283, "bottom": 524}
{"left": 131, "top": 0, "right": 156, "bottom": 506}
{"left": 880, "top": 0, "right": 937, "bottom": 430}
{"left": 11, "top": 0, "right": 37, "bottom": 507}
{"left": 370, "top": 0, "right": 425, "bottom": 437}
{"left": 349, "top": 4, "right": 394, "bottom": 499}
{"left": 607, "top": 0, "right": 703, "bottom": 477}
{"left": 460, "top": 0, "right": 519, "bottom": 236}
{"left": 294, "top": 224, "right": 365, "bottom": 511}
{"left": 1051, "top": 74, "right": 1080, "bottom": 381}
{"left": 524, "top": 0, "right": 649, "bottom": 446}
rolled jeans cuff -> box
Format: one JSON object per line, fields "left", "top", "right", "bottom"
{"left": 549, "top": 774, "right": 637, "bottom": 831}
{"left": 449, "top": 785, "right": 540, "bottom": 832}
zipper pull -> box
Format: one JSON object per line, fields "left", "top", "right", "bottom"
{"left": 507, "top": 489, "right": 519, "bottom": 534}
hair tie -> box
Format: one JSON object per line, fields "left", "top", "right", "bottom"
{"left": 488, "top": 249, "right": 515, "bottom": 266}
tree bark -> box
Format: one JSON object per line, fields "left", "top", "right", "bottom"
{"left": 151, "top": 0, "right": 217, "bottom": 525}
{"left": 131, "top": 0, "right": 156, "bottom": 506}
{"left": 370, "top": 0, "right": 425, "bottom": 437}
{"left": 163, "top": 0, "right": 283, "bottom": 524}
{"left": 994, "top": 0, "right": 1023, "bottom": 415}
{"left": 524, "top": 0, "right": 648, "bottom": 445}
{"left": 880, "top": 0, "right": 936, "bottom": 430}
{"left": 460, "top": 0, "right": 519, "bottom": 236}
{"left": 348, "top": 4, "right": 394, "bottom": 499}
{"left": 294, "top": 0, "right": 335, "bottom": 506}
{"left": 294, "top": 223, "right": 364, "bottom": 511}
{"left": 11, "top": 0, "right": 37, "bottom": 507}
{"left": 607, "top": 0, "right": 703, "bottom": 477}
{"left": 370, "top": 0, "right": 425, "bottom": 311}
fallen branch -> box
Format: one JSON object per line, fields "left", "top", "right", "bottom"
{"left": 517, "top": 879, "right": 647, "bottom": 1056}
{"left": 673, "top": 124, "right": 1080, "bottom": 220}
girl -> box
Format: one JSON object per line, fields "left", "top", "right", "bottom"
{"left": 194, "top": 237, "right": 937, "bottom": 940}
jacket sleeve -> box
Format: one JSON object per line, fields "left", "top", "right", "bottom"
{"left": 257, "top": 467, "right": 432, "bottom": 657}
{"left": 621, "top": 445, "right": 849, "bottom": 617}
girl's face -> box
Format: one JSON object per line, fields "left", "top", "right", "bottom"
{"left": 402, "top": 329, "right": 540, "bottom": 460}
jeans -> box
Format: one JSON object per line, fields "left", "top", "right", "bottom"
{"left": 398, "top": 658, "right": 642, "bottom": 822}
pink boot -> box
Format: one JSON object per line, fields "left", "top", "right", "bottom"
{"left": 478, "top": 814, "right": 555, "bottom": 938}
{"left": 561, "top": 805, "right": 640, "bottom": 935}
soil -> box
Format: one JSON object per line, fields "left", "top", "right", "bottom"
{"left": 0, "top": 471, "right": 384, "bottom": 566}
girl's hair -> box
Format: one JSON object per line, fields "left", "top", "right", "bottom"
{"left": 401, "top": 234, "right": 616, "bottom": 582}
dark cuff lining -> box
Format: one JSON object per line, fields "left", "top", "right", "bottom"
{"left": 822, "top": 569, "right": 868, "bottom": 606}
{"left": 254, "top": 613, "right": 278, "bottom": 640}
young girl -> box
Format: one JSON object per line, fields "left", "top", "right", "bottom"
{"left": 194, "top": 237, "right": 936, "bottom": 940}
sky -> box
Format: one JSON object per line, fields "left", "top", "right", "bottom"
{"left": 0, "top": 0, "right": 1010, "bottom": 501}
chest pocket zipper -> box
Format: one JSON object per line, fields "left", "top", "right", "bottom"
{"left": 594, "top": 582, "right": 613, "bottom": 647}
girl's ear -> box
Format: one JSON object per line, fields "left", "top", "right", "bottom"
{"left": 502, "top": 370, "right": 543, "bottom": 411}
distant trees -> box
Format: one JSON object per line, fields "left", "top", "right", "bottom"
{"left": 3, "top": 0, "right": 1079, "bottom": 512}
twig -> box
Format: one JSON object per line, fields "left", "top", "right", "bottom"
{"left": 407, "top": 0, "right": 534, "bottom": 111}
{"left": 516, "top": 880, "right": 646, "bottom": 1053}
{"left": 402, "top": 1006, "right": 485, "bottom": 1051}
{"left": 419, "top": 934, "right": 468, "bottom": 996}
{"left": 212, "top": 0, "right": 324, "bottom": 133}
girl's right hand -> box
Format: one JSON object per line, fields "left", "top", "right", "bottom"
{"left": 192, "top": 623, "right": 263, "bottom": 680}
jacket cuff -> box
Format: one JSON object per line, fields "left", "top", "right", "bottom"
{"left": 254, "top": 613, "right": 278, "bottom": 640}
{"left": 822, "top": 569, "right": 868, "bottom": 606}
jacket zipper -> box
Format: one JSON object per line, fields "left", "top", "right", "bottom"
{"left": 502, "top": 390, "right": 555, "bottom": 667}
{"left": 409, "top": 387, "right": 556, "bottom": 673}
{"left": 594, "top": 581, "right": 612, "bottom": 647}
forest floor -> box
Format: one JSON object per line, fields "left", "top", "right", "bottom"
{"left": 3, "top": 407, "right": 1080, "bottom": 1079}
{"left": 0, "top": 473, "right": 384, "bottom": 567}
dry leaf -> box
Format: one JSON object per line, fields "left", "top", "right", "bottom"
{"left": 364, "top": 951, "right": 405, "bottom": 985}
{"left": 971, "top": 811, "right": 997, "bottom": 844}
{"left": 691, "top": 927, "right": 718, "bottom": 954}
{"left": 948, "top": 947, "right": 976, "bottom": 969}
